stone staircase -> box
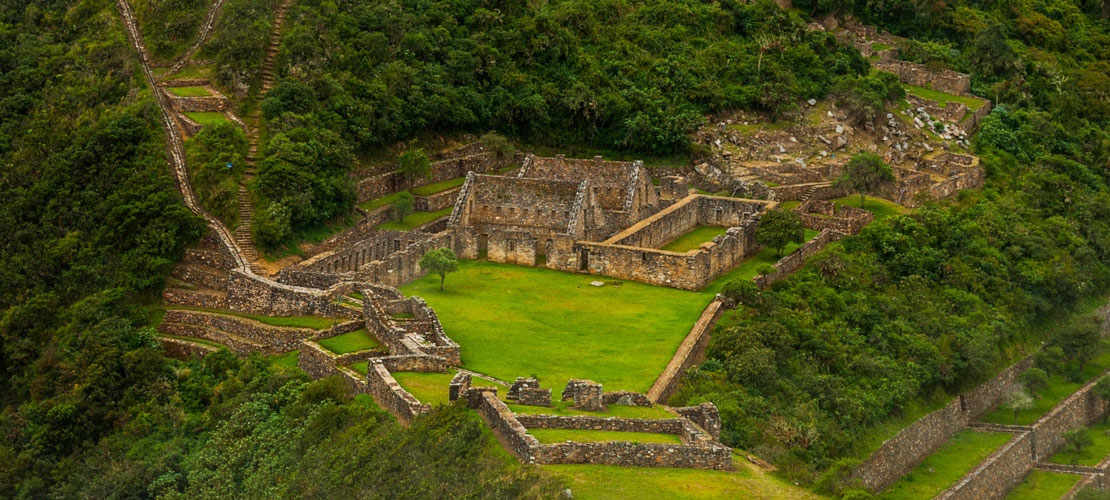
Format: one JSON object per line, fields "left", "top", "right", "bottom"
{"left": 799, "top": 185, "right": 819, "bottom": 202}
{"left": 235, "top": 185, "right": 266, "bottom": 275}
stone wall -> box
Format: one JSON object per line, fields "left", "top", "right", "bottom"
{"left": 160, "top": 337, "right": 218, "bottom": 360}
{"left": 796, "top": 200, "right": 874, "bottom": 234}
{"left": 532, "top": 440, "right": 731, "bottom": 470}
{"left": 873, "top": 58, "right": 971, "bottom": 96}
{"left": 279, "top": 231, "right": 454, "bottom": 289}
{"left": 853, "top": 357, "right": 1035, "bottom": 492}
{"left": 364, "top": 290, "right": 460, "bottom": 365}
{"left": 162, "top": 288, "right": 228, "bottom": 309}
{"left": 603, "top": 391, "right": 654, "bottom": 407}
{"left": 938, "top": 433, "right": 1035, "bottom": 500}
{"left": 675, "top": 403, "right": 722, "bottom": 440}
{"left": 366, "top": 358, "right": 432, "bottom": 425}
{"left": 647, "top": 298, "right": 725, "bottom": 403}
{"left": 753, "top": 229, "right": 843, "bottom": 289}
{"left": 354, "top": 151, "right": 508, "bottom": 202}
{"left": 166, "top": 92, "right": 230, "bottom": 113}
{"left": 225, "top": 270, "right": 355, "bottom": 317}
{"left": 158, "top": 309, "right": 318, "bottom": 355}
{"left": 414, "top": 186, "right": 462, "bottom": 212}
{"left": 296, "top": 340, "right": 382, "bottom": 394}
{"left": 605, "top": 195, "right": 770, "bottom": 249}
{"left": 471, "top": 390, "right": 541, "bottom": 462}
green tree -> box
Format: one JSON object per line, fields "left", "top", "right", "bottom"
{"left": 398, "top": 147, "right": 431, "bottom": 191}
{"left": 1003, "top": 388, "right": 1034, "bottom": 425}
{"left": 836, "top": 153, "right": 895, "bottom": 209}
{"left": 1055, "top": 316, "right": 1102, "bottom": 373}
{"left": 419, "top": 248, "right": 459, "bottom": 291}
{"left": 479, "top": 132, "right": 516, "bottom": 160}
{"left": 1019, "top": 368, "right": 1049, "bottom": 398}
{"left": 1065, "top": 429, "right": 1094, "bottom": 464}
{"left": 721, "top": 279, "right": 761, "bottom": 307}
{"left": 394, "top": 191, "right": 414, "bottom": 222}
{"left": 755, "top": 208, "right": 804, "bottom": 257}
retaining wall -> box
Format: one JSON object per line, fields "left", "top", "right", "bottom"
{"left": 753, "top": 229, "right": 843, "bottom": 289}
{"left": 647, "top": 298, "right": 725, "bottom": 403}
{"left": 160, "top": 337, "right": 219, "bottom": 360}
{"left": 366, "top": 358, "right": 433, "bottom": 425}
{"left": 159, "top": 309, "right": 316, "bottom": 354}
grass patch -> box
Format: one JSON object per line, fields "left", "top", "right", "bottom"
{"left": 660, "top": 226, "right": 730, "bottom": 253}
{"left": 777, "top": 200, "right": 801, "bottom": 212}
{"left": 184, "top": 112, "right": 228, "bottom": 125}
{"left": 903, "top": 83, "right": 988, "bottom": 111}
{"left": 882, "top": 430, "right": 1013, "bottom": 500}
{"left": 1050, "top": 421, "right": 1110, "bottom": 466}
{"left": 529, "top": 429, "right": 682, "bottom": 444}
{"left": 831, "top": 195, "right": 907, "bottom": 222}
{"left": 347, "top": 361, "right": 368, "bottom": 375}
{"left": 358, "top": 190, "right": 409, "bottom": 212}
{"left": 316, "top": 329, "right": 381, "bottom": 355}
{"left": 1006, "top": 470, "right": 1081, "bottom": 500}
{"left": 545, "top": 452, "right": 821, "bottom": 500}
{"left": 393, "top": 370, "right": 458, "bottom": 406}
{"left": 376, "top": 207, "right": 453, "bottom": 231}
{"left": 168, "top": 306, "right": 345, "bottom": 330}
{"left": 166, "top": 86, "right": 211, "bottom": 97}
{"left": 401, "top": 260, "right": 713, "bottom": 392}
{"left": 161, "top": 334, "right": 227, "bottom": 350}
{"left": 267, "top": 350, "right": 300, "bottom": 371}
{"left": 508, "top": 400, "right": 675, "bottom": 420}
{"left": 983, "top": 341, "right": 1110, "bottom": 425}
{"left": 871, "top": 42, "right": 894, "bottom": 52}
{"left": 166, "top": 64, "right": 213, "bottom": 80}
{"left": 702, "top": 229, "right": 819, "bottom": 294}
{"left": 413, "top": 177, "right": 465, "bottom": 196}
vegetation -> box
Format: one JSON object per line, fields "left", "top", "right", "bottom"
{"left": 393, "top": 191, "right": 415, "bottom": 222}
{"left": 401, "top": 260, "right": 710, "bottom": 392}
{"left": 166, "top": 86, "right": 212, "bottom": 97}
{"left": 755, "top": 209, "right": 805, "bottom": 257}
{"left": 881, "top": 430, "right": 1013, "bottom": 500}
{"left": 833, "top": 70, "right": 906, "bottom": 125}
{"left": 903, "top": 83, "right": 988, "bottom": 111}
{"left": 412, "top": 177, "right": 466, "bottom": 196}
{"left": 375, "top": 207, "right": 453, "bottom": 230}
{"left": 184, "top": 111, "right": 230, "bottom": 125}
{"left": 131, "top": 0, "right": 207, "bottom": 61}
{"left": 830, "top": 195, "right": 906, "bottom": 221}
{"left": 393, "top": 370, "right": 459, "bottom": 406}
{"left": 398, "top": 146, "right": 432, "bottom": 191}
{"left": 507, "top": 401, "right": 677, "bottom": 420}
{"left": 419, "top": 247, "right": 460, "bottom": 291}
{"left": 1051, "top": 421, "right": 1110, "bottom": 466}
{"left": 185, "top": 123, "right": 249, "bottom": 227}
{"left": 529, "top": 429, "right": 684, "bottom": 445}
{"left": 660, "top": 226, "right": 729, "bottom": 253}
{"left": 982, "top": 340, "right": 1110, "bottom": 425}
{"left": 835, "top": 152, "right": 895, "bottom": 208}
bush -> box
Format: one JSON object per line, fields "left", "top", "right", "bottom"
{"left": 252, "top": 202, "right": 292, "bottom": 248}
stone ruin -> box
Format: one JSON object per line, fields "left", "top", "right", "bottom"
{"left": 506, "top": 377, "right": 553, "bottom": 407}
{"left": 562, "top": 379, "right": 605, "bottom": 411}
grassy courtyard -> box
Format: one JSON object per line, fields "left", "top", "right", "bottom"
{"left": 508, "top": 401, "right": 676, "bottom": 419}
{"left": 1050, "top": 420, "right": 1110, "bottom": 466}
{"left": 400, "top": 260, "right": 712, "bottom": 392}
{"left": 184, "top": 111, "right": 229, "bottom": 125}
{"left": 832, "top": 195, "right": 907, "bottom": 222}
{"left": 882, "top": 430, "right": 1013, "bottom": 500}
{"left": 529, "top": 429, "right": 683, "bottom": 444}
{"left": 167, "top": 86, "right": 211, "bottom": 97}
{"left": 317, "top": 328, "right": 381, "bottom": 355}
{"left": 413, "top": 177, "right": 465, "bottom": 196}
{"left": 1006, "top": 470, "right": 1081, "bottom": 500}
{"left": 393, "top": 370, "right": 459, "bottom": 406}
{"left": 661, "top": 226, "right": 729, "bottom": 253}
{"left": 376, "top": 207, "right": 453, "bottom": 231}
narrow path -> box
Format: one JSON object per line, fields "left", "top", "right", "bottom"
{"left": 168, "top": 0, "right": 226, "bottom": 74}
{"left": 235, "top": 0, "right": 293, "bottom": 275}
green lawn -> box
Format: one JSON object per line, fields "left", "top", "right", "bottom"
{"left": 983, "top": 342, "right": 1110, "bottom": 425}
{"left": 184, "top": 111, "right": 228, "bottom": 125}
{"left": 831, "top": 195, "right": 907, "bottom": 222}
{"left": 317, "top": 329, "right": 382, "bottom": 355}
{"left": 545, "top": 453, "right": 822, "bottom": 500}
{"left": 903, "top": 83, "right": 988, "bottom": 111}
{"left": 167, "top": 86, "right": 211, "bottom": 97}
{"left": 401, "top": 260, "right": 713, "bottom": 392}
{"left": 161, "top": 334, "right": 227, "bottom": 350}
{"left": 508, "top": 400, "right": 676, "bottom": 420}
{"left": 348, "top": 361, "right": 368, "bottom": 375}
{"left": 660, "top": 226, "right": 730, "bottom": 253}
{"left": 168, "top": 306, "right": 346, "bottom": 330}
{"left": 376, "top": 207, "right": 453, "bottom": 230}
{"left": 358, "top": 190, "right": 409, "bottom": 212}
{"left": 393, "top": 370, "right": 458, "bottom": 406}
{"left": 166, "top": 64, "right": 213, "bottom": 80}
{"left": 267, "top": 350, "right": 299, "bottom": 371}
{"left": 1050, "top": 421, "right": 1110, "bottom": 466}
{"left": 871, "top": 42, "right": 894, "bottom": 52}
{"left": 702, "top": 229, "right": 820, "bottom": 295}
{"left": 413, "top": 177, "right": 465, "bottom": 196}
{"left": 882, "top": 430, "right": 1013, "bottom": 500}
{"left": 529, "top": 429, "right": 682, "bottom": 444}
{"left": 1006, "top": 470, "right": 1081, "bottom": 500}
{"left": 778, "top": 200, "right": 801, "bottom": 212}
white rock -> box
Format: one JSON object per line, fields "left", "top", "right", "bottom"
{"left": 836, "top": 124, "right": 844, "bottom": 134}
{"left": 807, "top": 98, "right": 817, "bottom": 106}
{"left": 887, "top": 113, "right": 894, "bottom": 119}
{"left": 827, "top": 111, "right": 834, "bottom": 118}
{"left": 590, "top": 281, "right": 604, "bottom": 287}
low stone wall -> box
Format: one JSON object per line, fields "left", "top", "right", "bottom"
{"left": 281, "top": 231, "right": 454, "bottom": 289}
{"left": 515, "top": 414, "right": 691, "bottom": 438}
{"left": 171, "top": 263, "right": 228, "bottom": 290}
{"left": 414, "top": 186, "right": 461, "bottom": 212}
{"left": 603, "top": 391, "right": 653, "bottom": 407}
{"left": 853, "top": 357, "right": 1035, "bottom": 492}
{"left": 532, "top": 440, "right": 732, "bottom": 470}
{"left": 162, "top": 288, "right": 228, "bottom": 309}
{"left": 754, "top": 229, "right": 842, "bottom": 289}
{"left": 938, "top": 432, "right": 1035, "bottom": 500}
{"left": 796, "top": 200, "right": 873, "bottom": 234}
{"left": 296, "top": 340, "right": 382, "bottom": 394}
{"left": 160, "top": 337, "right": 218, "bottom": 360}
{"left": 160, "top": 309, "right": 316, "bottom": 354}
{"left": 471, "top": 390, "right": 540, "bottom": 462}
{"left": 647, "top": 298, "right": 725, "bottom": 403}
{"left": 675, "top": 403, "right": 722, "bottom": 440}
{"left": 225, "top": 270, "right": 355, "bottom": 318}
{"left": 366, "top": 358, "right": 433, "bottom": 425}
{"left": 167, "top": 93, "right": 230, "bottom": 113}
{"left": 354, "top": 151, "right": 507, "bottom": 202}
{"left": 158, "top": 322, "right": 260, "bottom": 355}
{"left": 873, "top": 59, "right": 971, "bottom": 96}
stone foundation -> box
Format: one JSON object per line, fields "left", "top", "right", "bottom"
{"left": 562, "top": 379, "right": 605, "bottom": 411}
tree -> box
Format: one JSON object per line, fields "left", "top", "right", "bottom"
{"left": 755, "top": 208, "right": 804, "bottom": 257}
{"left": 721, "top": 279, "right": 761, "bottom": 307}
{"left": 1002, "top": 388, "right": 1034, "bottom": 425}
{"left": 832, "top": 72, "right": 905, "bottom": 126}
{"left": 479, "top": 132, "right": 516, "bottom": 160}
{"left": 394, "top": 191, "right": 414, "bottom": 222}
{"left": 1019, "top": 368, "right": 1049, "bottom": 398}
{"left": 835, "top": 153, "right": 894, "bottom": 209}
{"left": 1065, "top": 429, "right": 1094, "bottom": 464}
{"left": 419, "top": 248, "right": 458, "bottom": 291}
{"left": 398, "top": 147, "right": 431, "bottom": 191}
{"left": 1095, "top": 376, "right": 1110, "bottom": 423}
{"left": 1055, "top": 316, "right": 1101, "bottom": 373}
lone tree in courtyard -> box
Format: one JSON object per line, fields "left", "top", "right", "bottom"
{"left": 755, "top": 208, "right": 804, "bottom": 257}
{"left": 835, "top": 152, "right": 894, "bottom": 209}
{"left": 1064, "top": 429, "right": 1094, "bottom": 465}
{"left": 420, "top": 247, "right": 458, "bottom": 291}
{"left": 394, "top": 191, "right": 414, "bottom": 222}
{"left": 398, "top": 146, "right": 431, "bottom": 190}
{"left": 1002, "top": 388, "right": 1034, "bottom": 425}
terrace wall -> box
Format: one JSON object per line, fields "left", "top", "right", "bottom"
{"left": 158, "top": 309, "right": 317, "bottom": 354}
{"left": 160, "top": 337, "right": 218, "bottom": 360}
{"left": 647, "top": 298, "right": 725, "bottom": 403}
{"left": 366, "top": 358, "right": 432, "bottom": 425}
{"left": 753, "top": 229, "right": 843, "bottom": 289}
{"left": 354, "top": 151, "right": 509, "bottom": 202}
{"left": 873, "top": 59, "right": 971, "bottom": 95}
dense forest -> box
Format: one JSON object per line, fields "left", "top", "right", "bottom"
{"left": 672, "top": 0, "right": 1110, "bottom": 493}
{"left": 0, "top": 0, "right": 556, "bottom": 497}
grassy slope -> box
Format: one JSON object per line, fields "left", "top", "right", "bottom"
{"left": 661, "top": 226, "right": 730, "bottom": 253}
{"left": 529, "top": 429, "right": 683, "bottom": 444}
{"left": 413, "top": 177, "right": 465, "bottom": 196}
{"left": 546, "top": 453, "right": 822, "bottom": 500}
{"left": 882, "top": 430, "right": 1013, "bottom": 500}
{"left": 317, "top": 328, "right": 381, "bottom": 354}
{"left": 401, "top": 260, "right": 712, "bottom": 392}
{"left": 902, "top": 83, "right": 988, "bottom": 111}
{"left": 1050, "top": 420, "right": 1110, "bottom": 466}
{"left": 1006, "top": 470, "right": 1080, "bottom": 500}
{"left": 267, "top": 350, "right": 300, "bottom": 371}
{"left": 831, "top": 195, "right": 908, "bottom": 222}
